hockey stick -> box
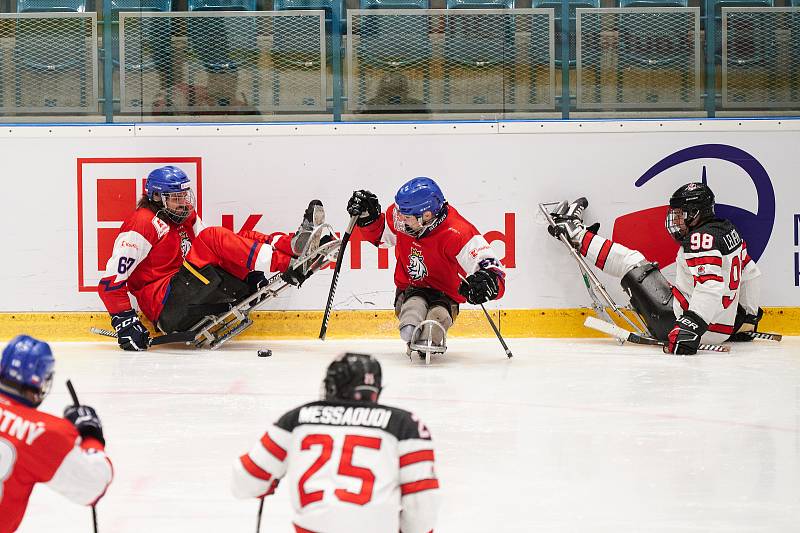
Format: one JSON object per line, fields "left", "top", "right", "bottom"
{"left": 65, "top": 380, "right": 99, "bottom": 533}
{"left": 88, "top": 328, "right": 198, "bottom": 346}
{"left": 743, "top": 330, "right": 782, "bottom": 342}
{"left": 459, "top": 274, "right": 513, "bottom": 358}
{"left": 538, "top": 202, "right": 645, "bottom": 335}
{"left": 319, "top": 215, "right": 358, "bottom": 340}
{"left": 584, "top": 316, "right": 730, "bottom": 353}
{"left": 256, "top": 498, "right": 264, "bottom": 533}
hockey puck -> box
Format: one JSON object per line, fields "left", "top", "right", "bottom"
{"left": 257, "top": 349, "right": 272, "bottom": 357}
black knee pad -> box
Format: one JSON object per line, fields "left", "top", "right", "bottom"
{"left": 158, "top": 263, "right": 251, "bottom": 332}
{"left": 620, "top": 262, "right": 675, "bottom": 341}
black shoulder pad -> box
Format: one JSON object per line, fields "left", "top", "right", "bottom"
{"left": 275, "top": 404, "right": 307, "bottom": 432}
{"left": 385, "top": 405, "right": 433, "bottom": 442}
{"left": 682, "top": 219, "right": 742, "bottom": 255}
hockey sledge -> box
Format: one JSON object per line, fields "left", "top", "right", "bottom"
{"left": 407, "top": 319, "right": 448, "bottom": 365}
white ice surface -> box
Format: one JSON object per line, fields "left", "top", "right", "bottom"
{"left": 15, "top": 337, "right": 800, "bottom": 533}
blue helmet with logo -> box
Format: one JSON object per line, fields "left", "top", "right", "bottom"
{"left": 395, "top": 177, "right": 445, "bottom": 218}
{"left": 0, "top": 335, "right": 55, "bottom": 407}
{"left": 144, "top": 166, "right": 195, "bottom": 223}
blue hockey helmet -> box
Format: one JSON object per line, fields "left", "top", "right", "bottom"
{"left": 144, "top": 166, "right": 195, "bottom": 223}
{"left": 394, "top": 177, "right": 446, "bottom": 218}
{"left": 0, "top": 335, "right": 55, "bottom": 407}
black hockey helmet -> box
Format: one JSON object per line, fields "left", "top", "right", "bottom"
{"left": 666, "top": 182, "right": 715, "bottom": 240}
{"left": 323, "top": 353, "right": 382, "bottom": 403}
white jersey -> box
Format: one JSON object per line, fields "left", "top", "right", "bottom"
{"left": 232, "top": 400, "right": 440, "bottom": 533}
{"left": 671, "top": 219, "right": 761, "bottom": 344}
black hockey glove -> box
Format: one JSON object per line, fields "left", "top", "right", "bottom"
{"left": 664, "top": 311, "right": 708, "bottom": 355}
{"left": 111, "top": 309, "right": 150, "bottom": 351}
{"left": 729, "top": 307, "right": 764, "bottom": 342}
{"left": 458, "top": 269, "right": 499, "bottom": 305}
{"left": 64, "top": 405, "right": 105, "bottom": 446}
{"left": 347, "top": 190, "right": 381, "bottom": 227}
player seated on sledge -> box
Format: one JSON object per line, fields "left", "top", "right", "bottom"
{"left": 98, "top": 166, "right": 333, "bottom": 351}
{"left": 346, "top": 177, "right": 506, "bottom": 359}
{"left": 548, "top": 182, "right": 764, "bottom": 355}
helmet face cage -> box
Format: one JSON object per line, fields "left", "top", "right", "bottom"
{"left": 393, "top": 177, "right": 445, "bottom": 237}
{"left": 158, "top": 188, "right": 196, "bottom": 224}
{"left": 666, "top": 183, "right": 715, "bottom": 241}
{"left": 665, "top": 207, "right": 688, "bottom": 240}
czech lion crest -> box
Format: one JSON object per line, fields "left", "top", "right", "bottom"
{"left": 407, "top": 248, "right": 428, "bottom": 281}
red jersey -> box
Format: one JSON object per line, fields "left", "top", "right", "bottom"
{"left": 0, "top": 395, "right": 113, "bottom": 533}
{"left": 98, "top": 208, "right": 204, "bottom": 322}
{"left": 98, "top": 207, "right": 278, "bottom": 324}
{"left": 356, "top": 204, "right": 505, "bottom": 303}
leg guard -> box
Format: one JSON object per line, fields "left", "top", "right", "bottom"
{"left": 620, "top": 261, "right": 675, "bottom": 342}
{"left": 158, "top": 263, "right": 251, "bottom": 333}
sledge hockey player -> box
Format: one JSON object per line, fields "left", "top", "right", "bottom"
{"left": 346, "top": 177, "right": 506, "bottom": 359}
{"left": 0, "top": 335, "right": 113, "bottom": 533}
{"left": 98, "top": 165, "right": 333, "bottom": 351}
{"left": 548, "top": 182, "right": 763, "bottom": 355}
{"left": 231, "top": 352, "right": 440, "bottom": 533}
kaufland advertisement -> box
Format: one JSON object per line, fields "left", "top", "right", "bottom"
{"left": 1, "top": 120, "right": 797, "bottom": 312}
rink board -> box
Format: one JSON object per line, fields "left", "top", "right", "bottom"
{"left": 1, "top": 307, "right": 797, "bottom": 340}
{"left": 0, "top": 119, "right": 798, "bottom": 339}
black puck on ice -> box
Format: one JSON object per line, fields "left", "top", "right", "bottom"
{"left": 257, "top": 349, "right": 272, "bottom": 357}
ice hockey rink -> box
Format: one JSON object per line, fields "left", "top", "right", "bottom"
{"left": 16, "top": 336, "right": 800, "bottom": 533}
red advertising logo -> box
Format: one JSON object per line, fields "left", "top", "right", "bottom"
{"left": 77, "top": 157, "right": 203, "bottom": 292}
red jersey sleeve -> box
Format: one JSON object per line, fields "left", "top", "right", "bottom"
{"left": 98, "top": 209, "right": 161, "bottom": 314}
{"left": 353, "top": 212, "right": 388, "bottom": 247}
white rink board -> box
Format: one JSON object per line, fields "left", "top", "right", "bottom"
{"left": 1, "top": 119, "right": 798, "bottom": 312}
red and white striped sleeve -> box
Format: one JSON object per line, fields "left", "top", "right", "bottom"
{"left": 45, "top": 437, "right": 114, "bottom": 506}
{"left": 231, "top": 425, "right": 290, "bottom": 499}
{"left": 737, "top": 242, "right": 762, "bottom": 315}
{"left": 683, "top": 247, "right": 725, "bottom": 324}
{"left": 397, "top": 415, "right": 439, "bottom": 533}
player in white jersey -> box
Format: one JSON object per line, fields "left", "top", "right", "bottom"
{"left": 231, "top": 353, "right": 440, "bottom": 533}
{"left": 548, "top": 182, "right": 763, "bottom": 355}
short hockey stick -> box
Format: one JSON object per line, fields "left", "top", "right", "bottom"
{"left": 743, "top": 331, "right": 782, "bottom": 342}
{"left": 538, "top": 202, "right": 645, "bottom": 335}
{"left": 584, "top": 316, "right": 730, "bottom": 353}
{"left": 65, "top": 380, "right": 99, "bottom": 533}
{"left": 319, "top": 215, "right": 358, "bottom": 340}
{"left": 88, "top": 328, "right": 197, "bottom": 346}
{"left": 459, "top": 274, "right": 513, "bottom": 358}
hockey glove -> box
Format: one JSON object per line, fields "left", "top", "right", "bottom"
{"left": 64, "top": 404, "right": 105, "bottom": 446}
{"left": 729, "top": 307, "right": 764, "bottom": 342}
{"left": 458, "top": 269, "right": 499, "bottom": 305}
{"left": 664, "top": 311, "right": 708, "bottom": 355}
{"left": 111, "top": 309, "right": 150, "bottom": 351}
{"left": 347, "top": 190, "right": 381, "bottom": 227}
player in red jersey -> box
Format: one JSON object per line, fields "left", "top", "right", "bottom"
{"left": 346, "top": 177, "right": 506, "bottom": 357}
{"left": 0, "top": 335, "right": 113, "bottom": 533}
{"left": 548, "top": 182, "right": 763, "bottom": 355}
{"left": 98, "top": 165, "right": 323, "bottom": 350}
{"left": 232, "top": 352, "right": 440, "bottom": 533}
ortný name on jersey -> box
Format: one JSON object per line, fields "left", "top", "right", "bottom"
{"left": 299, "top": 405, "right": 392, "bottom": 429}
{"left": 0, "top": 408, "right": 46, "bottom": 445}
